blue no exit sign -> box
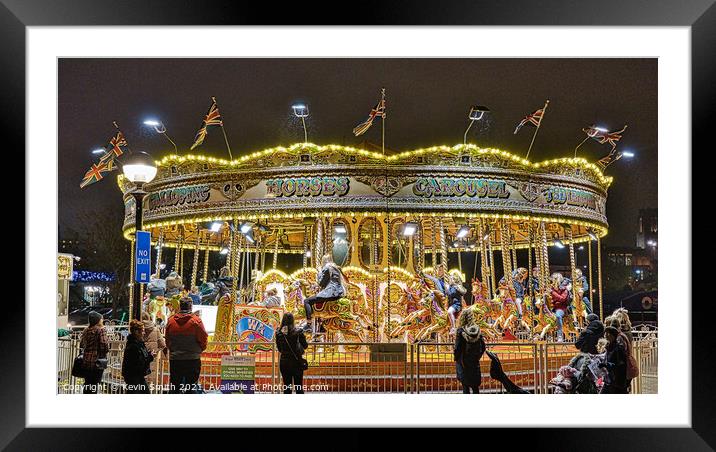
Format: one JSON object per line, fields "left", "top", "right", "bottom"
{"left": 135, "top": 230, "right": 151, "bottom": 283}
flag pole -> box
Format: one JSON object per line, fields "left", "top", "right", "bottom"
{"left": 525, "top": 100, "right": 548, "bottom": 160}
{"left": 214, "top": 96, "right": 233, "bottom": 160}
{"left": 381, "top": 88, "right": 386, "bottom": 156}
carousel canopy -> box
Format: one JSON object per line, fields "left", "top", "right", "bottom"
{"left": 118, "top": 143, "right": 611, "bottom": 250}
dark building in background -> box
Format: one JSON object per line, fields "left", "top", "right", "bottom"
{"left": 605, "top": 207, "right": 658, "bottom": 286}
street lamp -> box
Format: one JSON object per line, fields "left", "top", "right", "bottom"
{"left": 122, "top": 151, "right": 157, "bottom": 321}
{"left": 402, "top": 222, "right": 418, "bottom": 237}
{"left": 292, "top": 104, "right": 309, "bottom": 143}
{"left": 463, "top": 105, "right": 490, "bottom": 145}
{"left": 92, "top": 148, "right": 105, "bottom": 155}
{"left": 456, "top": 224, "right": 471, "bottom": 239}
{"left": 144, "top": 119, "right": 179, "bottom": 154}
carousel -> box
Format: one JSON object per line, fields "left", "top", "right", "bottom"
{"left": 118, "top": 142, "right": 610, "bottom": 347}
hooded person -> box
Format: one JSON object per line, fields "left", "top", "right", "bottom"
{"left": 599, "top": 325, "right": 629, "bottom": 393}
{"left": 141, "top": 311, "right": 166, "bottom": 386}
{"left": 165, "top": 297, "right": 208, "bottom": 394}
{"left": 453, "top": 310, "right": 487, "bottom": 394}
{"left": 575, "top": 313, "right": 605, "bottom": 354}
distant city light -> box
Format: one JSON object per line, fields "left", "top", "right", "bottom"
{"left": 578, "top": 245, "right": 585, "bottom": 251}
{"left": 553, "top": 239, "right": 565, "bottom": 248}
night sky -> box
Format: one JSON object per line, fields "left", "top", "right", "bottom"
{"left": 59, "top": 58, "right": 656, "bottom": 246}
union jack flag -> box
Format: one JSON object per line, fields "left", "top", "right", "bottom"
{"left": 80, "top": 159, "right": 115, "bottom": 188}
{"left": 190, "top": 98, "right": 223, "bottom": 150}
{"left": 583, "top": 124, "right": 627, "bottom": 151}
{"left": 513, "top": 108, "right": 544, "bottom": 134}
{"left": 597, "top": 150, "right": 623, "bottom": 169}
{"left": 353, "top": 89, "right": 386, "bottom": 136}
{"left": 99, "top": 130, "right": 128, "bottom": 163}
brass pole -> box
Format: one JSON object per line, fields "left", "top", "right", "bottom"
{"left": 598, "top": 236, "right": 604, "bottom": 321}
{"left": 191, "top": 231, "right": 201, "bottom": 288}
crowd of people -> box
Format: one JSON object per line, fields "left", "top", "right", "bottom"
{"left": 76, "top": 251, "right": 638, "bottom": 396}
{"left": 77, "top": 296, "right": 208, "bottom": 394}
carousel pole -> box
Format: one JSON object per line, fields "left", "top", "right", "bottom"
{"left": 154, "top": 228, "right": 164, "bottom": 279}
{"left": 386, "top": 215, "right": 393, "bottom": 337}
{"left": 588, "top": 236, "right": 593, "bottom": 309}
{"left": 597, "top": 236, "right": 604, "bottom": 321}
{"left": 202, "top": 242, "right": 210, "bottom": 283}
{"left": 439, "top": 218, "right": 448, "bottom": 273}
{"left": 415, "top": 218, "right": 423, "bottom": 273}
{"left": 252, "top": 236, "right": 261, "bottom": 303}
{"left": 487, "top": 222, "right": 497, "bottom": 298}
{"left": 174, "top": 234, "right": 181, "bottom": 274}
{"left": 273, "top": 229, "right": 280, "bottom": 270}
{"left": 232, "top": 226, "right": 241, "bottom": 304}
{"left": 527, "top": 223, "right": 533, "bottom": 300}
{"left": 191, "top": 231, "right": 201, "bottom": 288}
{"left": 302, "top": 225, "right": 309, "bottom": 269}
{"left": 540, "top": 222, "right": 550, "bottom": 301}
{"left": 372, "top": 216, "right": 378, "bottom": 342}
{"left": 566, "top": 226, "right": 580, "bottom": 327}
{"left": 226, "top": 227, "right": 234, "bottom": 273}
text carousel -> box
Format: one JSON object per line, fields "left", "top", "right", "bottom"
{"left": 119, "top": 143, "right": 610, "bottom": 348}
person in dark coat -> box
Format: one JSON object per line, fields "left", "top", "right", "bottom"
{"left": 121, "top": 319, "right": 154, "bottom": 394}
{"left": 454, "top": 310, "right": 487, "bottom": 394}
{"left": 575, "top": 313, "right": 605, "bottom": 354}
{"left": 303, "top": 254, "right": 347, "bottom": 325}
{"left": 79, "top": 311, "right": 109, "bottom": 394}
{"left": 600, "top": 325, "right": 629, "bottom": 394}
{"left": 275, "top": 313, "right": 309, "bottom": 394}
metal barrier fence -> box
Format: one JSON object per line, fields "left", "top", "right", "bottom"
{"left": 58, "top": 332, "right": 657, "bottom": 394}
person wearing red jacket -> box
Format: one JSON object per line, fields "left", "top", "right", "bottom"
{"left": 550, "top": 273, "right": 570, "bottom": 342}
{"left": 165, "top": 297, "right": 208, "bottom": 393}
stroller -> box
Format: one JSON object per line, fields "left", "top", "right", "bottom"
{"left": 548, "top": 352, "right": 603, "bottom": 394}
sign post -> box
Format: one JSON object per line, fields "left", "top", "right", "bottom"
{"left": 133, "top": 230, "right": 151, "bottom": 321}
{"left": 135, "top": 230, "right": 152, "bottom": 283}
{"left": 220, "top": 355, "right": 256, "bottom": 394}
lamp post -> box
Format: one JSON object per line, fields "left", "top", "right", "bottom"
{"left": 123, "top": 151, "right": 157, "bottom": 321}
{"left": 463, "top": 105, "right": 490, "bottom": 145}
{"left": 292, "top": 104, "right": 309, "bottom": 143}
{"left": 144, "top": 119, "right": 178, "bottom": 154}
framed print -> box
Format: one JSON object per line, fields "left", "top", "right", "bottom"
{"left": 5, "top": 0, "right": 714, "bottom": 448}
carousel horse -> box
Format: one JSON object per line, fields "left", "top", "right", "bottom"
{"left": 412, "top": 289, "right": 452, "bottom": 342}
{"left": 492, "top": 282, "right": 531, "bottom": 335}
{"left": 464, "top": 303, "right": 502, "bottom": 341}
{"left": 532, "top": 296, "right": 579, "bottom": 340}
{"left": 285, "top": 279, "right": 374, "bottom": 341}
{"left": 471, "top": 278, "right": 502, "bottom": 322}
{"left": 388, "top": 284, "right": 432, "bottom": 340}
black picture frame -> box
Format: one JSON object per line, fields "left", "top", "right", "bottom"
{"left": 5, "top": 0, "right": 713, "bottom": 448}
